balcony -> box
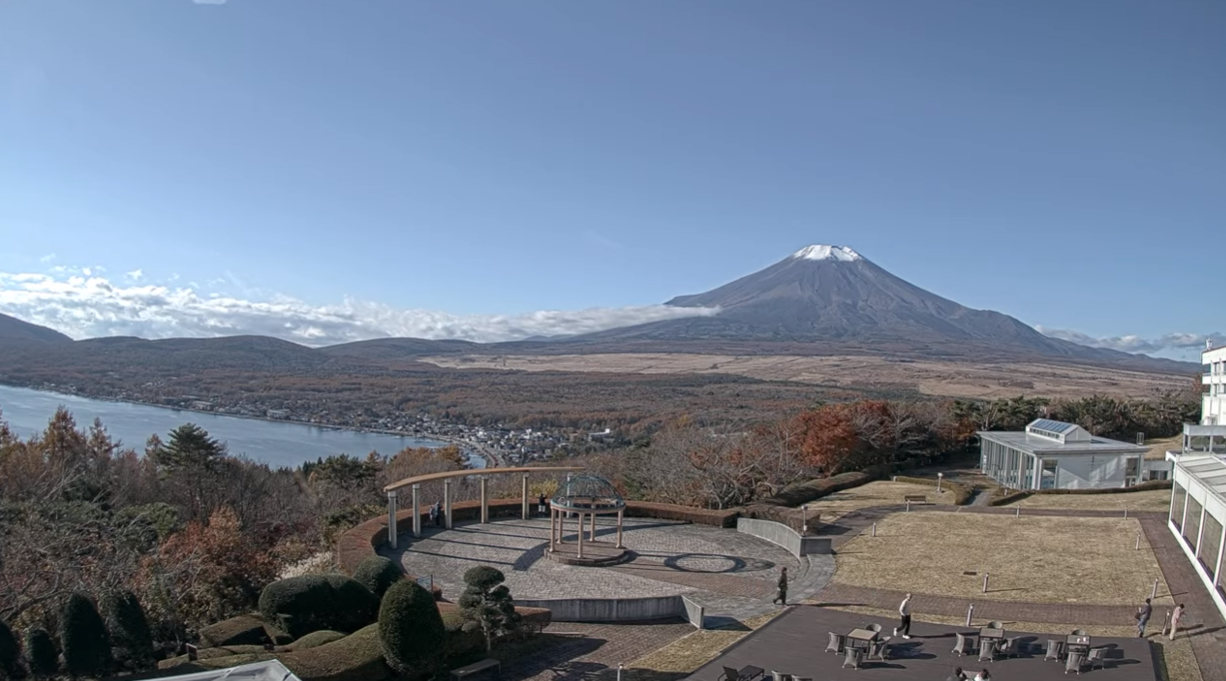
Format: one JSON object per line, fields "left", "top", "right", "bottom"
{"left": 1182, "top": 424, "right": 1226, "bottom": 455}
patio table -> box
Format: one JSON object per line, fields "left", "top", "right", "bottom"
{"left": 846, "top": 628, "right": 878, "bottom": 650}
{"left": 979, "top": 627, "right": 1004, "bottom": 641}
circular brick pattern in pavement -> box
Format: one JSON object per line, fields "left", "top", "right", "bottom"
{"left": 384, "top": 517, "right": 804, "bottom": 604}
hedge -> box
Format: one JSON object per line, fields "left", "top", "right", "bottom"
{"left": 763, "top": 471, "right": 874, "bottom": 507}
{"left": 258, "top": 575, "right": 379, "bottom": 639}
{"left": 61, "top": 592, "right": 112, "bottom": 678}
{"left": 623, "top": 501, "right": 741, "bottom": 527}
{"left": 988, "top": 479, "right": 1173, "bottom": 507}
{"left": 159, "top": 624, "right": 393, "bottom": 681}
{"left": 379, "top": 580, "right": 446, "bottom": 675}
{"left": 0, "top": 619, "right": 18, "bottom": 680}
{"left": 198, "top": 615, "right": 268, "bottom": 648}
{"left": 891, "top": 475, "right": 974, "bottom": 505}
{"left": 103, "top": 590, "right": 154, "bottom": 666}
{"left": 290, "top": 631, "right": 347, "bottom": 650}
{"left": 23, "top": 628, "right": 57, "bottom": 678}
{"left": 352, "top": 556, "right": 404, "bottom": 600}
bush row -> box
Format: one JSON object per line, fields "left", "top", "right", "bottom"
{"left": 763, "top": 471, "right": 875, "bottom": 507}
{"left": 988, "top": 479, "right": 1174, "bottom": 506}
{"left": 622, "top": 501, "right": 741, "bottom": 527}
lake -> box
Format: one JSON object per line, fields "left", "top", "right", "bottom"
{"left": 0, "top": 384, "right": 484, "bottom": 470}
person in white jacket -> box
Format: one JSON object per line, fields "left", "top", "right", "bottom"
{"left": 893, "top": 593, "right": 913, "bottom": 639}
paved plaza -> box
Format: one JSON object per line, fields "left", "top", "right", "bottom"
{"left": 385, "top": 517, "right": 834, "bottom": 622}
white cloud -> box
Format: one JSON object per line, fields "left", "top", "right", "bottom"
{"left": 126, "top": 269, "right": 144, "bottom": 281}
{"left": 0, "top": 268, "right": 719, "bottom": 345}
{"left": 1037, "top": 326, "right": 1225, "bottom": 355}
{"left": 38, "top": 253, "right": 57, "bottom": 263}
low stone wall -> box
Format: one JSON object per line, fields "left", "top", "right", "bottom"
{"left": 681, "top": 596, "right": 705, "bottom": 629}
{"left": 736, "top": 517, "right": 831, "bottom": 557}
{"left": 514, "top": 596, "right": 685, "bottom": 622}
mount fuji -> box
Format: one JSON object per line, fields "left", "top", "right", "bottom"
{"left": 555, "top": 245, "right": 1185, "bottom": 371}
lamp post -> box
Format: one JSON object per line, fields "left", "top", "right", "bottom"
{"left": 802, "top": 504, "right": 809, "bottom": 533}
{"left": 937, "top": 472, "right": 944, "bottom": 493}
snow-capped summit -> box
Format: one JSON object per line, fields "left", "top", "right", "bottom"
{"left": 792, "top": 244, "right": 862, "bottom": 262}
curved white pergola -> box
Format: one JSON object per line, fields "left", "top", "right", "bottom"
{"left": 381, "top": 466, "right": 584, "bottom": 548}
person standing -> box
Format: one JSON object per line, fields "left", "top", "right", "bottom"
{"left": 538, "top": 493, "right": 547, "bottom": 517}
{"left": 894, "top": 593, "right": 913, "bottom": 639}
{"left": 1136, "top": 597, "right": 1152, "bottom": 638}
{"left": 772, "top": 567, "right": 789, "bottom": 605}
{"left": 430, "top": 501, "right": 439, "bottom": 527}
{"left": 1169, "top": 603, "right": 1185, "bottom": 640}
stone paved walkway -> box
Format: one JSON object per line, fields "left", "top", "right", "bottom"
{"left": 384, "top": 517, "right": 834, "bottom": 623}
{"left": 505, "top": 619, "right": 696, "bottom": 681}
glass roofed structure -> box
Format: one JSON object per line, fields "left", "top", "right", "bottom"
{"left": 977, "top": 419, "right": 1147, "bottom": 490}
{"left": 548, "top": 474, "right": 628, "bottom": 560}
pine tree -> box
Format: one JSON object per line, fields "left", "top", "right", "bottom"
{"left": 151, "top": 424, "right": 226, "bottom": 470}
{"left": 24, "top": 628, "right": 57, "bottom": 679}
{"left": 61, "top": 593, "right": 112, "bottom": 678}
{"left": 0, "top": 619, "right": 20, "bottom": 680}
{"left": 458, "top": 566, "right": 521, "bottom": 651}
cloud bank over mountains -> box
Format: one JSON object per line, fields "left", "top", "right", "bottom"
{"left": 0, "top": 266, "right": 1216, "bottom": 356}
{"left": 0, "top": 268, "right": 719, "bottom": 345}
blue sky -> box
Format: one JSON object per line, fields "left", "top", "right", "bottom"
{"left": 0, "top": 0, "right": 1222, "bottom": 358}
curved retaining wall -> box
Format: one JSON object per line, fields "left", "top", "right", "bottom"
{"left": 736, "top": 517, "right": 831, "bottom": 556}
{"left": 515, "top": 595, "right": 705, "bottom": 628}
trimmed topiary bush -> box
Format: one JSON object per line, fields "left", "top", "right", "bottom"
{"left": 61, "top": 592, "right": 112, "bottom": 678}
{"left": 259, "top": 575, "right": 379, "bottom": 639}
{"left": 378, "top": 580, "right": 445, "bottom": 675}
{"left": 103, "top": 590, "right": 154, "bottom": 669}
{"left": 352, "top": 556, "right": 404, "bottom": 600}
{"left": 0, "top": 619, "right": 20, "bottom": 680}
{"left": 24, "top": 628, "right": 57, "bottom": 678}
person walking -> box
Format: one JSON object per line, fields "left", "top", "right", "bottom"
{"left": 772, "top": 567, "right": 789, "bottom": 605}
{"left": 1169, "top": 603, "right": 1185, "bottom": 640}
{"left": 429, "top": 501, "right": 440, "bottom": 527}
{"left": 1136, "top": 597, "right": 1152, "bottom": 638}
{"left": 538, "top": 493, "right": 547, "bottom": 517}
{"left": 893, "top": 593, "right": 913, "bottom": 639}
{"left": 944, "top": 666, "right": 966, "bottom": 681}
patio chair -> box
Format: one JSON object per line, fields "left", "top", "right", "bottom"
{"left": 721, "top": 666, "right": 765, "bottom": 681}
{"left": 866, "top": 640, "right": 890, "bottom": 662}
{"left": 1085, "top": 648, "right": 1106, "bottom": 671}
{"left": 866, "top": 623, "right": 882, "bottom": 633}
{"left": 1045, "top": 640, "right": 1064, "bottom": 662}
{"left": 842, "top": 647, "right": 862, "bottom": 670}
{"left": 1064, "top": 651, "right": 1085, "bottom": 675}
{"left": 825, "top": 632, "right": 845, "bottom": 654}
{"left": 953, "top": 633, "right": 972, "bottom": 656}
{"left": 771, "top": 670, "right": 791, "bottom": 681}
{"left": 999, "top": 637, "right": 1019, "bottom": 658}
{"left": 988, "top": 620, "right": 1004, "bottom": 629}
{"left": 1071, "top": 628, "right": 1087, "bottom": 636}
{"left": 978, "top": 639, "right": 996, "bottom": 662}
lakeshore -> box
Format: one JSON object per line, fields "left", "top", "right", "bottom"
{"left": 0, "top": 383, "right": 495, "bottom": 469}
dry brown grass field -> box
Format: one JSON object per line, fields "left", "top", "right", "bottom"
{"left": 807, "top": 480, "right": 960, "bottom": 522}
{"left": 421, "top": 352, "right": 1188, "bottom": 399}
{"left": 833, "top": 512, "right": 1172, "bottom": 606}
{"left": 1003, "top": 489, "right": 1174, "bottom": 513}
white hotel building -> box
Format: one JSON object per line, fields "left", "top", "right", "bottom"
{"left": 1165, "top": 343, "right": 1226, "bottom": 618}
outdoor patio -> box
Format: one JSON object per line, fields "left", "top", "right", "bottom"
{"left": 685, "top": 606, "right": 1159, "bottom": 681}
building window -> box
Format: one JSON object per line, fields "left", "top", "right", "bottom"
{"left": 1041, "top": 459, "right": 1058, "bottom": 490}
{"left": 1184, "top": 497, "right": 1204, "bottom": 553}
{"left": 1171, "top": 483, "right": 1187, "bottom": 530}
{"left": 1201, "top": 514, "right": 1223, "bottom": 583}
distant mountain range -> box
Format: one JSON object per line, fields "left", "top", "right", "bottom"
{"left": 0, "top": 245, "right": 1197, "bottom": 376}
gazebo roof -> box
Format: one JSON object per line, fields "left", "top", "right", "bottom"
{"left": 551, "top": 474, "right": 625, "bottom": 512}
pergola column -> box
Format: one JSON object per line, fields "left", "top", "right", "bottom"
{"left": 411, "top": 484, "right": 421, "bottom": 538}
{"left": 549, "top": 507, "right": 556, "bottom": 552}
{"left": 589, "top": 511, "right": 596, "bottom": 541}
{"left": 521, "top": 474, "right": 529, "bottom": 519}
{"left": 576, "top": 512, "right": 585, "bottom": 558}
{"left": 387, "top": 491, "right": 398, "bottom": 549}
{"left": 616, "top": 509, "right": 624, "bottom": 548}
{"left": 480, "top": 477, "right": 489, "bottom": 524}
{"left": 444, "top": 480, "right": 453, "bottom": 529}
